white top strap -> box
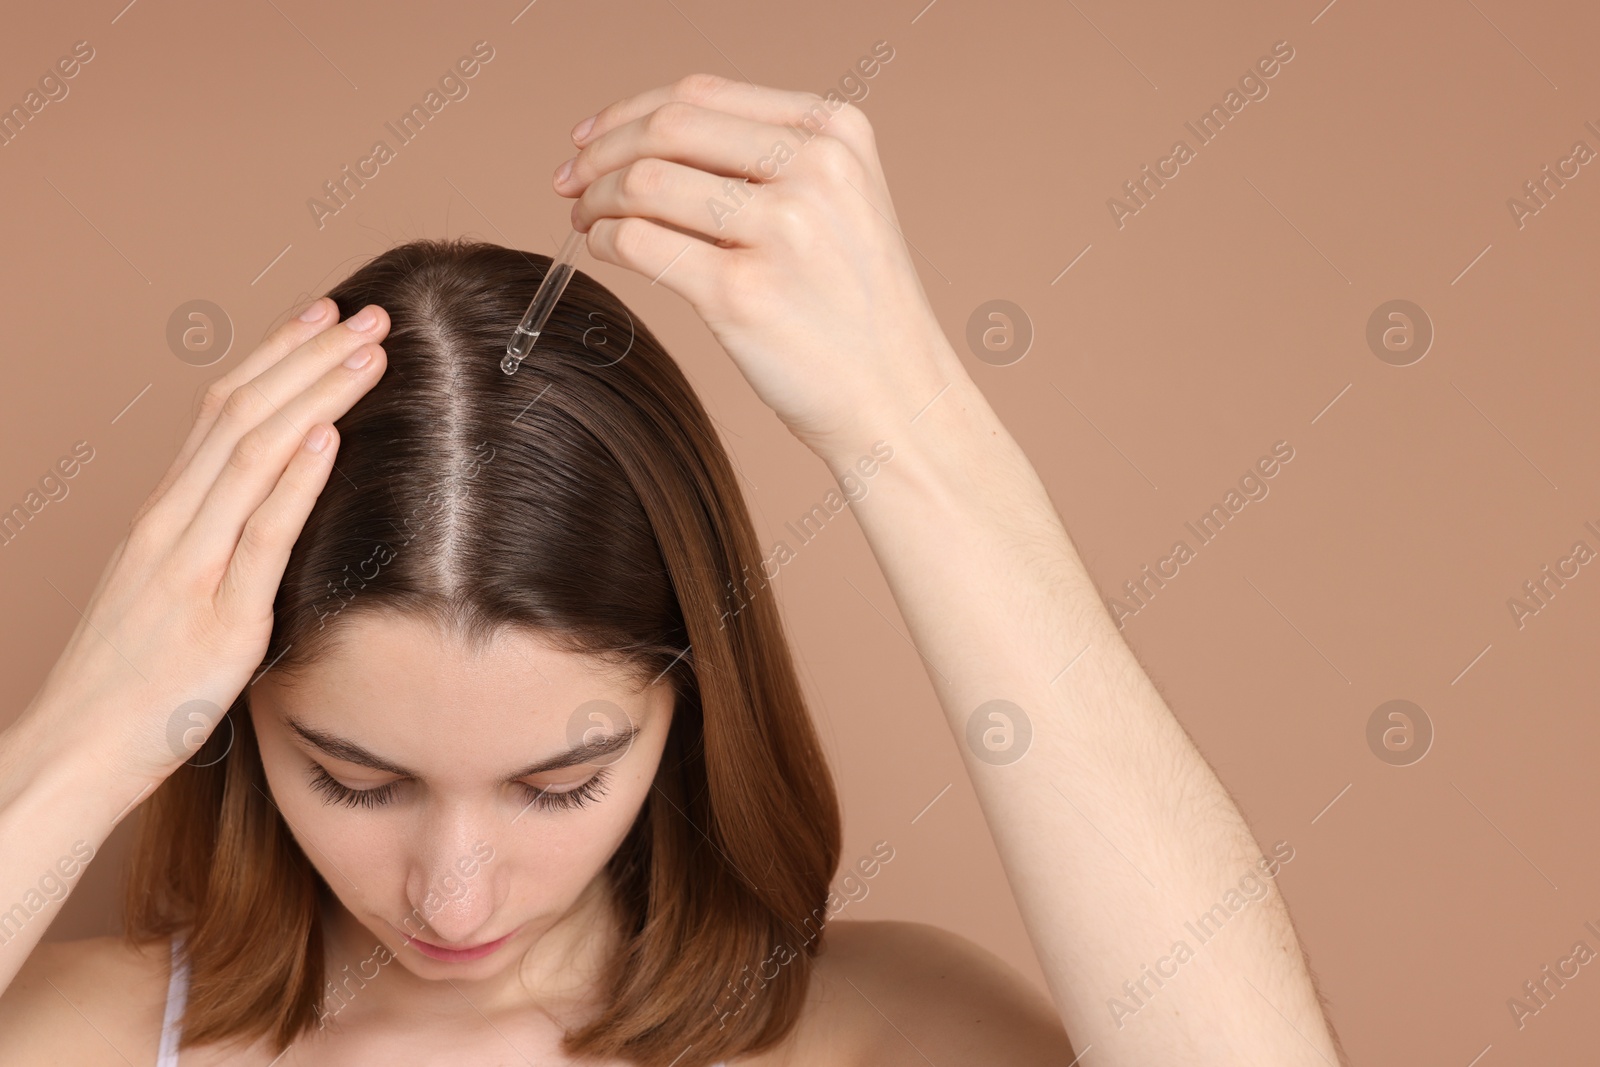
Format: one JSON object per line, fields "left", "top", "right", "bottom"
{"left": 157, "top": 933, "right": 189, "bottom": 1067}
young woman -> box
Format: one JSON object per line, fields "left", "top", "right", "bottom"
{"left": 0, "top": 75, "right": 1345, "bottom": 1065}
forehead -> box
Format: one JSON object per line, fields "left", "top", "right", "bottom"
{"left": 252, "top": 612, "right": 653, "bottom": 744}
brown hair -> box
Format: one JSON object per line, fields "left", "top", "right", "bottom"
{"left": 123, "top": 237, "right": 842, "bottom": 1065}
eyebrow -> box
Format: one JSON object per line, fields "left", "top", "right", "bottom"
{"left": 284, "top": 715, "right": 641, "bottom": 780}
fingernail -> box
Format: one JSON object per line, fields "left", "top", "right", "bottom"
{"left": 346, "top": 306, "right": 378, "bottom": 332}
{"left": 305, "top": 425, "right": 333, "bottom": 453}
{"left": 344, "top": 345, "right": 374, "bottom": 370}
{"left": 298, "top": 298, "right": 327, "bottom": 322}
{"left": 572, "top": 115, "right": 595, "bottom": 142}
{"left": 555, "top": 158, "right": 574, "bottom": 185}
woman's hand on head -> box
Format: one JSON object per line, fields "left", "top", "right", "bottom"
{"left": 18, "top": 300, "right": 389, "bottom": 791}
{"left": 555, "top": 72, "right": 966, "bottom": 462}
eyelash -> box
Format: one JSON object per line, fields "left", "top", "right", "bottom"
{"left": 304, "top": 764, "right": 612, "bottom": 813}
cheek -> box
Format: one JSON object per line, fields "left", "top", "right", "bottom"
{"left": 514, "top": 767, "right": 655, "bottom": 890}
{"left": 258, "top": 754, "right": 402, "bottom": 904}
{"left": 498, "top": 764, "right": 658, "bottom": 917}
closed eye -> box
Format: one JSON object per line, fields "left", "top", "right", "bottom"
{"left": 304, "top": 763, "right": 612, "bottom": 812}
{"left": 518, "top": 771, "right": 611, "bottom": 812}
{"left": 306, "top": 763, "right": 400, "bottom": 809}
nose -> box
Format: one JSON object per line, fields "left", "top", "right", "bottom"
{"left": 399, "top": 819, "right": 500, "bottom": 947}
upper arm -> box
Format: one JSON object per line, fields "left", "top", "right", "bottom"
{"left": 0, "top": 935, "right": 167, "bottom": 1066}
{"left": 815, "top": 919, "right": 1076, "bottom": 1067}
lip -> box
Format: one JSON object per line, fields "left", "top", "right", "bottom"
{"left": 406, "top": 925, "right": 521, "bottom": 963}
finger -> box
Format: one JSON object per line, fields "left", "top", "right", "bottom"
{"left": 573, "top": 73, "right": 879, "bottom": 165}
{"left": 145, "top": 306, "right": 390, "bottom": 534}
{"left": 583, "top": 216, "right": 722, "bottom": 307}
{"left": 213, "top": 422, "right": 340, "bottom": 626}
{"left": 559, "top": 104, "right": 804, "bottom": 199}
{"left": 571, "top": 157, "right": 764, "bottom": 246}
{"left": 573, "top": 74, "right": 832, "bottom": 147}
{"left": 216, "top": 298, "right": 351, "bottom": 406}
{"left": 134, "top": 298, "right": 344, "bottom": 528}
{"left": 176, "top": 341, "right": 386, "bottom": 573}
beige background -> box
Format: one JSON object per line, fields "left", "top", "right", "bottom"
{"left": 3, "top": 0, "right": 1598, "bottom": 1062}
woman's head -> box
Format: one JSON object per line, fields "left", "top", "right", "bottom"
{"left": 126, "top": 238, "right": 841, "bottom": 1066}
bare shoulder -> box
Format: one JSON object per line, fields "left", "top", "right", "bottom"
{"left": 784, "top": 919, "right": 1076, "bottom": 1067}
{"left": 0, "top": 934, "right": 170, "bottom": 1065}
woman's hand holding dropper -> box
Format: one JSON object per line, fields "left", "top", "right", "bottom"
{"left": 555, "top": 72, "right": 965, "bottom": 466}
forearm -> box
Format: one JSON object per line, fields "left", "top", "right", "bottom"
{"left": 818, "top": 353, "right": 1341, "bottom": 1064}
{"left": 0, "top": 705, "right": 143, "bottom": 991}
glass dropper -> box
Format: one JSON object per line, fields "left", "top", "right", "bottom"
{"left": 503, "top": 228, "right": 586, "bottom": 375}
